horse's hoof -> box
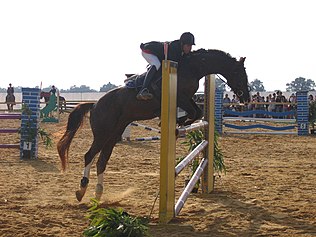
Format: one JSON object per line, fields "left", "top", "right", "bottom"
{"left": 95, "top": 184, "right": 103, "bottom": 201}
{"left": 76, "top": 190, "right": 84, "bottom": 202}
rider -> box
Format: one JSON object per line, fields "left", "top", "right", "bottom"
{"left": 7, "top": 83, "right": 14, "bottom": 95}
{"left": 49, "top": 85, "right": 56, "bottom": 95}
{"left": 136, "top": 32, "right": 195, "bottom": 100}
{"left": 6, "top": 83, "right": 15, "bottom": 112}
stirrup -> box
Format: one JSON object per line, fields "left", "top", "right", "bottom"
{"left": 136, "top": 88, "right": 153, "bottom": 100}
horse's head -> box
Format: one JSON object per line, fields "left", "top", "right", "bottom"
{"left": 180, "top": 49, "right": 250, "bottom": 103}
{"left": 40, "top": 91, "right": 50, "bottom": 101}
{"left": 225, "top": 56, "right": 250, "bottom": 103}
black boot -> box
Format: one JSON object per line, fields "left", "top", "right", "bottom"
{"left": 136, "top": 65, "right": 157, "bottom": 100}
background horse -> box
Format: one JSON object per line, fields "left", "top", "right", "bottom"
{"left": 5, "top": 94, "right": 16, "bottom": 112}
{"left": 57, "top": 49, "right": 250, "bottom": 202}
{"left": 40, "top": 91, "right": 66, "bottom": 112}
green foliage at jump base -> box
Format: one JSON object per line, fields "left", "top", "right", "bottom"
{"left": 180, "top": 129, "right": 226, "bottom": 176}
{"left": 84, "top": 199, "right": 150, "bottom": 237}
{"left": 19, "top": 104, "right": 52, "bottom": 147}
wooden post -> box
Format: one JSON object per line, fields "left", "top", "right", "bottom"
{"left": 202, "top": 75, "right": 215, "bottom": 193}
{"left": 159, "top": 60, "right": 178, "bottom": 223}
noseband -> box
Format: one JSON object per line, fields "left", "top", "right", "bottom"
{"left": 215, "top": 74, "right": 249, "bottom": 99}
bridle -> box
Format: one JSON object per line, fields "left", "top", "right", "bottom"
{"left": 215, "top": 74, "right": 250, "bottom": 98}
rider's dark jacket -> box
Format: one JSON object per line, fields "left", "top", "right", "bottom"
{"left": 140, "top": 40, "right": 183, "bottom": 63}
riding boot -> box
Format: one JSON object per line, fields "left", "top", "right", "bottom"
{"left": 136, "top": 65, "right": 157, "bottom": 100}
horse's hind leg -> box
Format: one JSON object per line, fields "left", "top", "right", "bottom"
{"left": 76, "top": 140, "right": 102, "bottom": 202}
{"left": 94, "top": 139, "right": 117, "bottom": 200}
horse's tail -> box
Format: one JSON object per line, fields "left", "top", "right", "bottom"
{"left": 57, "top": 103, "right": 94, "bottom": 171}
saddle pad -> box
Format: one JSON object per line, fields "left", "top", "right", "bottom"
{"left": 125, "top": 75, "right": 145, "bottom": 89}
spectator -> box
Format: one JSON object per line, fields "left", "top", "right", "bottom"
{"left": 223, "top": 94, "right": 231, "bottom": 115}
{"left": 289, "top": 93, "right": 297, "bottom": 118}
{"left": 309, "top": 94, "right": 314, "bottom": 103}
{"left": 231, "top": 94, "right": 240, "bottom": 112}
{"left": 223, "top": 94, "right": 231, "bottom": 103}
{"left": 231, "top": 94, "right": 239, "bottom": 103}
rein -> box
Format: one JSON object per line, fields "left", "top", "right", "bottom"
{"left": 215, "top": 74, "right": 249, "bottom": 99}
{"left": 216, "top": 74, "right": 228, "bottom": 86}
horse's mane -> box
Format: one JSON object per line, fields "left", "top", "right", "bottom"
{"left": 189, "top": 48, "right": 236, "bottom": 61}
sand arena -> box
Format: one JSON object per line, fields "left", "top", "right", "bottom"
{"left": 0, "top": 114, "right": 315, "bottom": 236}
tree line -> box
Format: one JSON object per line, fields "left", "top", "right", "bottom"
{"left": 0, "top": 77, "right": 315, "bottom": 93}
{"left": 217, "top": 76, "right": 315, "bottom": 92}
{"left": 0, "top": 82, "right": 118, "bottom": 93}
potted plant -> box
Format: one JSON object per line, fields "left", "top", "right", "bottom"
{"left": 19, "top": 104, "right": 52, "bottom": 159}
{"left": 309, "top": 101, "right": 316, "bottom": 134}
{"left": 177, "top": 128, "right": 226, "bottom": 193}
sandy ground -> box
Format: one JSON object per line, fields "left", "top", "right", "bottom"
{"left": 0, "top": 113, "right": 315, "bottom": 237}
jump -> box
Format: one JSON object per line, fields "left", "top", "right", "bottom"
{"left": 57, "top": 49, "right": 250, "bottom": 202}
{"left": 40, "top": 91, "right": 66, "bottom": 112}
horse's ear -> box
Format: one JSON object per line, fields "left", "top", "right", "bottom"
{"left": 239, "top": 57, "right": 246, "bottom": 63}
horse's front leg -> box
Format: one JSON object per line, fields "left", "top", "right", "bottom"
{"left": 178, "top": 98, "right": 203, "bottom": 126}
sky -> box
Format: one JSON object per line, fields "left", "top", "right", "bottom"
{"left": 0, "top": 0, "right": 315, "bottom": 92}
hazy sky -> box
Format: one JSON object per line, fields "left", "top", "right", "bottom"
{"left": 1, "top": 0, "right": 315, "bottom": 91}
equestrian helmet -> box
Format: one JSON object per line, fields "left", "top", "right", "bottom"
{"left": 180, "top": 32, "right": 195, "bottom": 45}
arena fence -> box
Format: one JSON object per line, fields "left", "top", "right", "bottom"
{"left": 214, "top": 90, "right": 309, "bottom": 135}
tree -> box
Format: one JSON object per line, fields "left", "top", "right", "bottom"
{"left": 249, "top": 79, "right": 265, "bottom": 92}
{"left": 286, "top": 77, "right": 316, "bottom": 92}
{"left": 60, "top": 85, "right": 97, "bottom": 93}
{"left": 100, "top": 82, "right": 118, "bottom": 92}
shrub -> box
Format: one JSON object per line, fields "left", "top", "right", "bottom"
{"left": 84, "top": 199, "right": 150, "bottom": 237}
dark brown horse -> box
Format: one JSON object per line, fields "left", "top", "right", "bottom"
{"left": 5, "top": 94, "right": 16, "bottom": 112}
{"left": 40, "top": 91, "right": 66, "bottom": 112}
{"left": 57, "top": 49, "right": 250, "bottom": 201}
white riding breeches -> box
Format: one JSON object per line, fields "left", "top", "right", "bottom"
{"left": 141, "top": 51, "right": 161, "bottom": 70}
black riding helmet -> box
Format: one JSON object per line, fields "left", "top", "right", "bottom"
{"left": 180, "top": 32, "right": 195, "bottom": 45}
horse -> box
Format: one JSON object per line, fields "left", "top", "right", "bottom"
{"left": 5, "top": 94, "right": 16, "bottom": 112}
{"left": 57, "top": 49, "right": 250, "bottom": 202}
{"left": 40, "top": 91, "right": 67, "bottom": 112}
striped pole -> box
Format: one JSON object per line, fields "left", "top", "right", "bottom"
{"left": 175, "top": 140, "right": 208, "bottom": 175}
{"left": 0, "top": 114, "right": 21, "bottom": 119}
{"left": 176, "top": 121, "right": 208, "bottom": 136}
{"left": 175, "top": 158, "right": 208, "bottom": 215}
{"left": 130, "top": 122, "right": 160, "bottom": 133}
{"left": 135, "top": 136, "right": 160, "bottom": 141}
{"left": 0, "top": 114, "right": 21, "bottom": 149}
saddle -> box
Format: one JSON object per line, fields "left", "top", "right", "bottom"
{"left": 124, "top": 71, "right": 162, "bottom": 99}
